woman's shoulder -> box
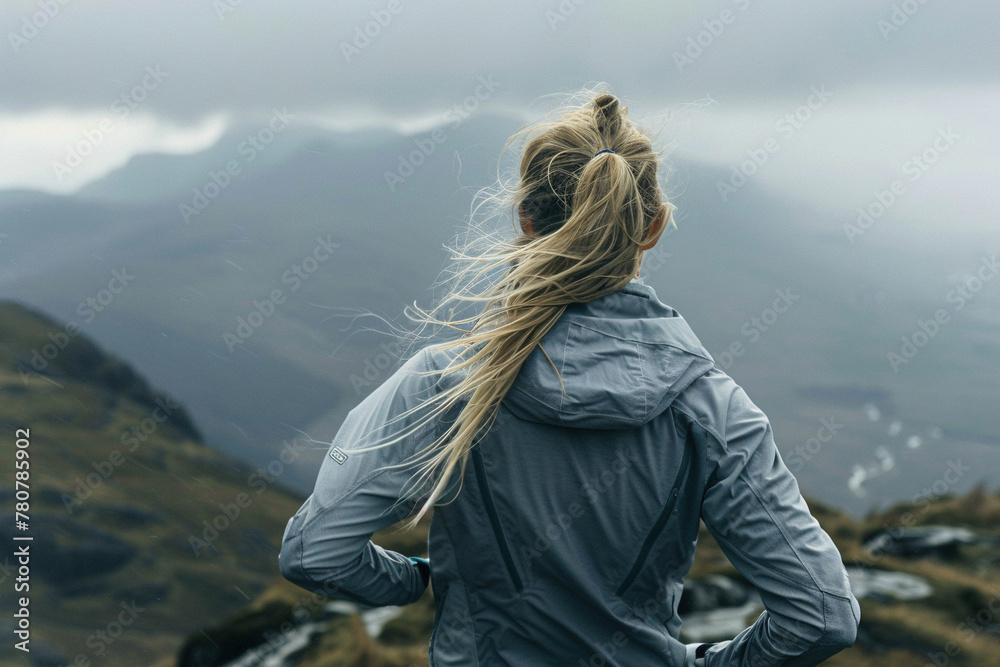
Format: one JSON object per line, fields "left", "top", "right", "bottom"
{"left": 671, "top": 365, "right": 768, "bottom": 448}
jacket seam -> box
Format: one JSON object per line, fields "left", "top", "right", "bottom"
{"left": 668, "top": 405, "right": 725, "bottom": 462}
{"left": 293, "top": 467, "right": 391, "bottom": 594}
{"left": 436, "top": 509, "right": 482, "bottom": 664}
{"left": 568, "top": 320, "right": 713, "bottom": 360}
{"left": 429, "top": 586, "right": 448, "bottom": 666}
{"left": 471, "top": 446, "right": 525, "bottom": 593}
{"left": 296, "top": 546, "right": 401, "bottom": 607}
{"left": 738, "top": 455, "right": 826, "bottom": 594}
{"left": 617, "top": 282, "right": 652, "bottom": 299}
{"left": 559, "top": 323, "right": 571, "bottom": 425}
{"left": 504, "top": 386, "right": 647, "bottom": 428}
{"left": 669, "top": 407, "right": 712, "bottom": 504}
{"left": 668, "top": 402, "right": 826, "bottom": 594}
{"left": 668, "top": 403, "right": 725, "bottom": 505}
{"left": 615, "top": 435, "right": 692, "bottom": 597}
{"left": 634, "top": 340, "right": 648, "bottom": 417}
{"left": 313, "top": 466, "right": 391, "bottom": 516}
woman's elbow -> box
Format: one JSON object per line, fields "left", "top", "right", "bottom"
{"left": 278, "top": 540, "right": 353, "bottom": 601}
{"left": 820, "top": 591, "right": 861, "bottom": 650}
{"left": 278, "top": 540, "right": 308, "bottom": 588}
{"left": 278, "top": 529, "right": 320, "bottom": 592}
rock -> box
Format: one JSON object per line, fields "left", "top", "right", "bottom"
{"left": 678, "top": 575, "right": 752, "bottom": 614}
{"left": 845, "top": 566, "right": 932, "bottom": 601}
{"left": 863, "top": 525, "right": 979, "bottom": 560}
{"left": 177, "top": 601, "right": 296, "bottom": 667}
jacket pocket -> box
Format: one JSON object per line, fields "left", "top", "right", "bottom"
{"left": 616, "top": 438, "right": 693, "bottom": 597}
{"left": 471, "top": 447, "right": 524, "bottom": 593}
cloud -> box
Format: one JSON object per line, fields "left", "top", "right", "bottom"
{"left": 668, "top": 82, "right": 1000, "bottom": 236}
{"left": 1, "top": 0, "right": 996, "bottom": 206}
{"left": 2, "top": 0, "right": 996, "bottom": 121}
{"left": 0, "top": 110, "right": 227, "bottom": 193}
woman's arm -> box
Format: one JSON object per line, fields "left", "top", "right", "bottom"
{"left": 697, "top": 379, "right": 860, "bottom": 666}
{"left": 278, "top": 347, "right": 442, "bottom": 607}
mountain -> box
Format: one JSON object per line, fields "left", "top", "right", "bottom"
{"left": 0, "top": 113, "right": 997, "bottom": 519}
{"left": 0, "top": 301, "right": 307, "bottom": 666}
{"left": 0, "top": 117, "right": 500, "bottom": 499}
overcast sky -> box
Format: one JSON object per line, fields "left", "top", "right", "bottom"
{"left": 1, "top": 0, "right": 996, "bottom": 234}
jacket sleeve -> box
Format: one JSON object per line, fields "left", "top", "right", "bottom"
{"left": 278, "top": 346, "right": 447, "bottom": 607}
{"left": 697, "top": 377, "right": 860, "bottom": 666}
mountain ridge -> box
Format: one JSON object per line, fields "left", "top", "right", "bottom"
{"left": 0, "top": 299, "right": 307, "bottom": 666}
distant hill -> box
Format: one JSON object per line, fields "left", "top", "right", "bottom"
{"left": 1, "top": 114, "right": 997, "bottom": 517}
{"left": 0, "top": 300, "right": 202, "bottom": 444}
{"left": 0, "top": 300, "right": 307, "bottom": 666}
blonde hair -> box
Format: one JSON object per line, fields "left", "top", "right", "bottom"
{"left": 358, "top": 88, "right": 675, "bottom": 531}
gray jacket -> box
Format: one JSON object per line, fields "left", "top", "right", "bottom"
{"left": 279, "top": 279, "right": 860, "bottom": 665}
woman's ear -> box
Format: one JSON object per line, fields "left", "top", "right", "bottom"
{"left": 518, "top": 205, "right": 536, "bottom": 237}
{"left": 639, "top": 203, "right": 668, "bottom": 251}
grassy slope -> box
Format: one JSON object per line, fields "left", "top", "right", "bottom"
{"left": 0, "top": 301, "right": 306, "bottom": 666}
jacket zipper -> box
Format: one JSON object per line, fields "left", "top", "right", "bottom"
{"left": 616, "top": 439, "right": 693, "bottom": 597}
{"left": 471, "top": 447, "right": 524, "bottom": 593}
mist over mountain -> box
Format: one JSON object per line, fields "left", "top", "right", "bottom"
{"left": 1, "top": 112, "right": 997, "bottom": 517}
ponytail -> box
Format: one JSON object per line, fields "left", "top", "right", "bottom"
{"left": 357, "top": 89, "right": 673, "bottom": 531}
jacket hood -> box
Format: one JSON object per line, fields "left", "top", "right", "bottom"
{"left": 503, "top": 279, "right": 716, "bottom": 429}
